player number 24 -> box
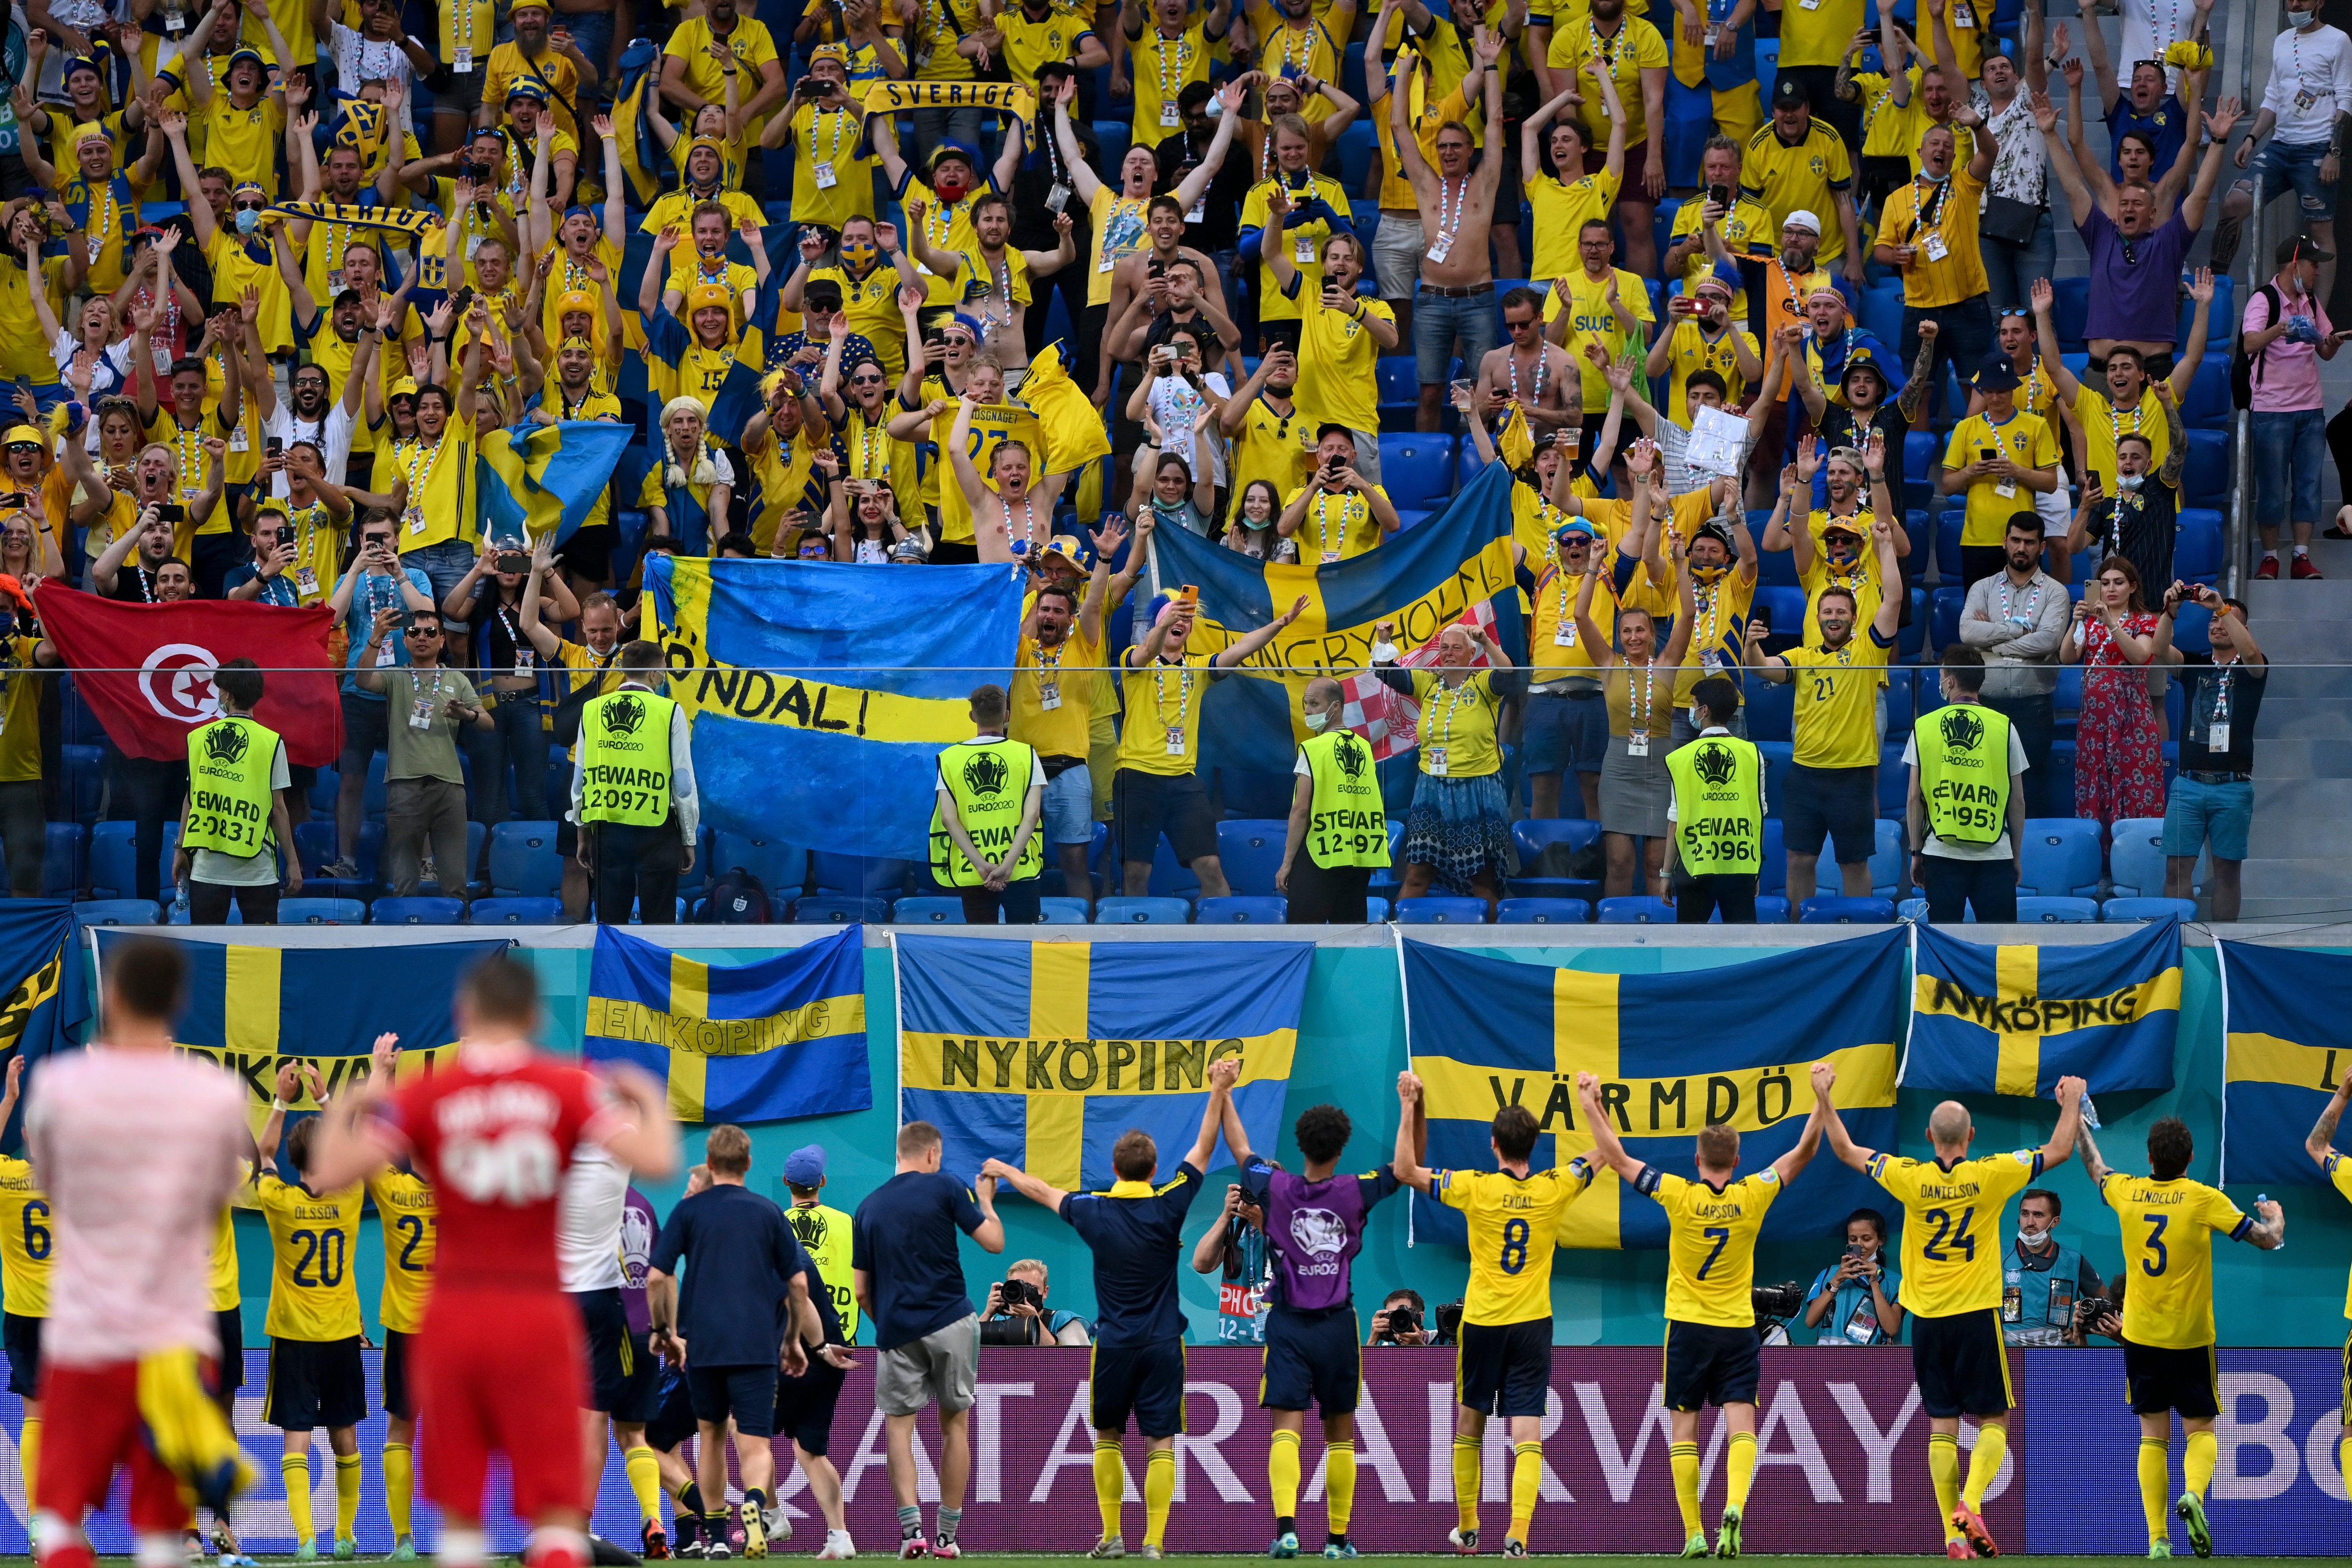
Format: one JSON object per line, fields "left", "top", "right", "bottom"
{"left": 1920, "top": 1205, "right": 1978, "bottom": 1263}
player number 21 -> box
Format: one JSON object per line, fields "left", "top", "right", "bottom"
{"left": 1498, "top": 1217, "right": 1530, "bottom": 1275}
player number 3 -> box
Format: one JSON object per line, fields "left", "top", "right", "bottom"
{"left": 444, "top": 1127, "right": 562, "bottom": 1206}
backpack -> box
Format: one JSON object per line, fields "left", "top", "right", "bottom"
{"left": 697, "top": 867, "right": 770, "bottom": 924}
{"left": 1531, "top": 838, "right": 1605, "bottom": 881}
{"left": 2230, "top": 283, "right": 2284, "bottom": 410}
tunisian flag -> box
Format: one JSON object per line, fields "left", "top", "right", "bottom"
{"left": 38, "top": 587, "right": 345, "bottom": 767}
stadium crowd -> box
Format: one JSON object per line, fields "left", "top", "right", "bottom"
{"left": 0, "top": 0, "right": 2326, "bottom": 925}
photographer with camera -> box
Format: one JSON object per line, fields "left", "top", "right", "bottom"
{"left": 1803, "top": 1207, "right": 1905, "bottom": 1346}
{"left": 1189, "top": 1177, "right": 1273, "bottom": 1346}
{"left": 981, "top": 1260, "right": 1092, "bottom": 1347}
{"left": 1367, "top": 1289, "right": 1431, "bottom": 1347}
{"left": 2003, "top": 1188, "right": 2107, "bottom": 1348}
{"left": 2074, "top": 1275, "right": 2124, "bottom": 1347}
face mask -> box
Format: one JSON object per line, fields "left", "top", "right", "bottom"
{"left": 2017, "top": 1227, "right": 2049, "bottom": 1251}
{"left": 2117, "top": 472, "right": 2144, "bottom": 492}
{"left": 839, "top": 240, "right": 876, "bottom": 270}
{"left": 1922, "top": 168, "right": 1951, "bottom": 185}
{"left": 1302, "top": 709, "right": 1331, "bottom": 732}
{"left": 235, "top": 207, "right": 261, "bottom": 235}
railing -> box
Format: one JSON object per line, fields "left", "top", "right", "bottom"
{"left": 2226, "top": 0, "right": 2285, "bottom": 597}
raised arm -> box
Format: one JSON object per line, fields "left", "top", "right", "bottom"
{"left": 1573, "top": 1072, "right": 1641, "bottom": 1181}
{"left": 1811, "top": 1059, "right": 1876, "bottom": 1171}
{"left": 1391, "top": 1071, "right": 1435, "bottom": 1192}
{"left": 2035, "top": 1075, "right": 2087, "bottom": 1171}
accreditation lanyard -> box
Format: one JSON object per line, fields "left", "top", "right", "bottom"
{"left": 1623, "top": 659, "right": 1658, "bottom": 755}
{"left": 1156, "top": 27, "right": 1193, "bottom": 125}
{"left": 1423, "top": 674, "right": 1478, "bottom": 775}
{"left": 1034, "top": 634, "right": 1066, "bottom": 707}
{"left": 1153, "top": 657, "right": 1194, "bottom": 756}
{"left": 1312, "top": 490, "right": 1361, "bottom": 564}
{"left": 1588, "top": 21, "right": 1624, "bottom": 114}
{"left": 1508, "top": 346, "right": 1545, "bottom": 406}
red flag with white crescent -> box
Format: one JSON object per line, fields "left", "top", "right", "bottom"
{"left": 36, "top": 587, "right": 344, "bottom": 767}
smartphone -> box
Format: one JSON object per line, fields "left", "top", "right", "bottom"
{"left": 1147, "top": 258, "right": 1166, "bottom": 278}
{"left": 265, "top": 435, "right": 283, "bottom": 455}
{"left": 1979, "top": 447, "right": 1997, "bottom": 464}
{"left": 2086, "top": 470, "right": 2102, "bottom": 492}
{"left": 450, "top": 285, "right": 477, "bottom": 318}
{"left": 1172, "top": 584, "right": 1199, "bottom": 611}
{"left": 1669, "top": 297, "right": 1697, "bottom": 316}
{"left": 1750, "top": 605, "right": 1770, "bottom": 633}
{"left": 495, "top": 552, "right": 530, "bottom": 572}
{"left": 156, "top": 503, "right": 185, "bottom": 523}
{"left": 1707, "top": 182, "right": 1731, "bottom": 210}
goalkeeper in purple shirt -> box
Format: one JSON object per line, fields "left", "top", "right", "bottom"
{"left": 1220, "top": 1092, "right": 1425, "bottom": 1560}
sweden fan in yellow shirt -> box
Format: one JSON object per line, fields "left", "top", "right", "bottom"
{"left": 1872, "top": 124, "right": 1992, "bottom": 310}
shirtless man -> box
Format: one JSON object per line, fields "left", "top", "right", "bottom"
{"left": 1391, "top": 27, "right": 1508, "bottom": 431}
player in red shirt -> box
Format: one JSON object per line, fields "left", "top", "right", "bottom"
{"left": 308, "top": 955, "right": 680, "bottom": 1568}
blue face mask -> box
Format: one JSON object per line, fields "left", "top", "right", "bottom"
{"left": 235, "top": 206, "right": 261, "bottom": 235}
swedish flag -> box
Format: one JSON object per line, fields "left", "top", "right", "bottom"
{"left": 1402, "top": 933, "right": 1905, "bottom": 1249}
{"left": 0, "top": 900, "right": 72, "bottom": 1070}
{"left": 648, "top": 555, "right": 1021, "bottom": 860}
{"left": 90, "top": 931, "right": 507, "bottom": 1126}
{"left": 582, "top": 926, "right": 870, "bottom": 1123}
{"left": 895, "top": 936, "right": 1311, "bottom": 1190}
{"left": 478, "top": 419, "right": 634, "bottom": 545}
{"left": 1906, "top": 918, "right": 2181, "bottom": 1096}
{"left": 1148, "top": 462, "right": 1523, "bottom": 774}
{"left": 2218, "top": 940, "right": 2348, "bottom": 1187}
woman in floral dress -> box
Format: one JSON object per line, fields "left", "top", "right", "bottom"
{"left": 2061, "top": 556, "right": 2166, "bottom": 831}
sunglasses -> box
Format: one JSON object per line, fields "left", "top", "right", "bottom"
{"left": 404, "top": 625, "right": 442, "bottom": 637}
{"left": 232, "top": 200, "right": 269, "bottom": 212}
{"left": 1997, "top": 306, "right": 2030, "bottom": 318}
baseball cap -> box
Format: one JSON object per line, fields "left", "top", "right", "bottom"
{"left": 505, "top": 79, "right": 548, "bottom": 104}
{"left": 1972, "top": 351, "right": 2023, "bottom": 393}
{"left": 803, "top": 280, "right": 845, "bottom": 308}
{"left": 1772, "top": 76, "right": 1810, "bottom": 110}
{"left": 1783, "top": 209, "right": 1822, "bottom": 236}
{"left": 2278, "top": 233, "right": 2336, "bottom": 267}
{"left": 783, "top": 1145, "right": 827, "bottom": 1185}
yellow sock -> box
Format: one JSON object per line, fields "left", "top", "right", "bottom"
{"left": 334, "top": 1451, "right": 361, "bottom": 1542}
{"left": 2139, "top": 1438, "right": 2170, "bottom": 1546}
{"left": 383, "top": 1444, "right": 413, "bottom": 1538}
{"left": 19, "top": 1416, "right": 36, "bottom": 1514}
{"left": 1269, "top": 1429, "right": 1301, "bottom": 1524}
{"left": 1508, "top": 1440, "right": 1542, "bottom": 1545}
{"left": 1725, "top": 1429, "right": 1758, "bottom": 1515}
{"left": 1143, "top": 1447, "right": 1175, "bottom": 1550}
{"left": 1325, "top": 1440, "right": 1357, "bottom": 1538}
{"left": 282, "top": 1454, "right": 314, "bottom": 1544}
{"left": 1092, "top": 1439, "right": 1125, "bottom": 1542}
{"left": 1962, "top": 1423, "right": 2007, "bottom": 1511}
{"left": 625, "top": 1446, "right": 664, "bottom": 1527}
{"left": 1452, "top": 1435, "right": 1482, "bottom": 1535}
{"left": 1669, "top": 1441, "right": 1702, "bottom": 1539}
{"left": 1927, "top": 1431, "right": 1961, "bottom": 1541}
{"left": 2184, "top": 1429, "right": 2216, "bottom": 1500}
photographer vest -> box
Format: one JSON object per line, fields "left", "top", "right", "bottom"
{"left": 2003, "top": 1241, "right": 2084, "bottom": 1347}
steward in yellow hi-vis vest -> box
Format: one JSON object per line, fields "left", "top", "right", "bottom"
{"left": 578, "top": 688, "right": 678, "bottom": 827}
{"left": 1906, "top": 652, "right": 2025, "bottom": 926}
{"left": 784, "top": 1142, "right": 862, "bottom": 1343}
{"left": 928, "top": 687, "right": 1045, "bottom": 925}
{"left": 1662, "top": 677, "right": 1762, "bottom": 924}
{"left": 184, "top": 713, "right": 283, "bottom": 858}
{"left": 570, "top": 644, "right": 701, "bottom": 930}
{"left": 1280, "top": 680, "right": 1389, "bottom": 925}
{"left": 1918, "top": 702, "right": 2012, "bottom": 846}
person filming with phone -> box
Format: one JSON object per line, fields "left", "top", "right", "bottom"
{"left": 1802, "top": 1207, "right": 1904, "bottom": 1345}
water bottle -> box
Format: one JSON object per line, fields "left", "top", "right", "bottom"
{"left": 2079, "top": 1090, "right": 2102, "bottom": 1130}
{"left": 2258, "top": 1193, "right": 2283, "bottom": 1250}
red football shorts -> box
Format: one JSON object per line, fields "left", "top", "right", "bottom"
{"left": 414, "top": 1288, "right": 592, "bottom": 1522}
{"left": 35, "top": 1362, "right": 192, "bottom": 1537}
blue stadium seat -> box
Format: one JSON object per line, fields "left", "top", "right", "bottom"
{"left": 469, "top": 897, "right": 564, "bottom": 924}
{"left": 892, "top": 897, "right": 967, "bottom": 924}
{"left": 1903, "top": 431, "right": 1942, "bottom": 515}
{"left": 1757, "top": 818, "right": 1786, "bottom": 895}
{"left": 1753, "top": 513, "right": 1799, "bottom": 585}
{"left": 1215, "top": 819, "right": 1290, "bottom": 896}
{"left": 1365, "top": 897, "right": 1390, "bottom": 921}
{"left": 713, "top": 832, "right": 809, "bottom": 901}
{"left": 1935, "top": 512, "right": 1963, "bottom": 581}
{"left": 1333, "top": 119, "right": 1376, "bottom": 192}
{"left": 73, "top": 898, "right": 159, "bottom": 926}
{"left": 487, "top": 820, "right": 563, "bottom": 898}
{"left": 1506, "top": 818, "right": 1600, "bottom": 903}
{"left": 1377, "top": 435, "right": 1457, "bottom": 510}
{"left": 1869, "top": 819, "right": 1909, "bottom": 898}
{"left": 1756, "top": 745, "right": 1795, "bottom": 831}
{"left": 1095, "top": 896, "right": 1192, "bottom": 924}
{"left": 1882, "top": 667, "right": 1914, "bottom": 739}
{"left": 1037, "top": 897, "right": 1090, "bottom": 925}
{"left": 364, "top": 751, "right": 389, "bottom": 821}
{"left": 1196, "top": 896, "right": 1288, "bottom": 923}
{"left": 90, "top": 820, "right": 182, "bottom": 901}
{"left": 2175, "top": 509, "right": 2224, "bottom": 582}
{"left": 1144, "top": 836, "right": 1202, "bottom": 898}
{"left": 1092, "top": 120, "right": 1130, "bottom": 173}
{"left": 1396, "top": 897, "right": 1488, "bottom": 923}
{"left": 2179, "top": 351, "right": 2232, "bottom": 430}
{"left": 273, "top": 896, "right": 368, "bottom": 925}
{"left": 371, "top": 897, "right": 466, "bottom": 925}
{"left": 811, "top": 852, "right": 912, "bottom": 902}
{"left": 417, "top": 822, "right": 486, "bottom": 898}
{"left": 1798, "top": 896, "right": 1895, "bottom": 923}
{"left": 2103, "top": 896, "right": 2197, "bottom": 923}
{"left": 2180, "top": 429, "right": 2229, "bottom": 509}
{"left": 791, "top": 895, "right": 890, "bottom": 923}
{"left": 2052, "top": 277, "right": 2090, "bottom": 350}
{"left": 2018, "top": 818, "right": 2103, "bottom": 897}
{"left": 1897, "top": 896, "right": 1928, "bottom": 921}
{"left": 2054, "top": 663, "right": 2084, "bottom": 730}
{"left": 2106, "top": 816, "right": 2175, "bottom": 898}
{"left": 38, "top": 822, "right": 84, "bottom": 898}
{"left": 1497, "top": 898, "right": 1590, "bottom": 923}
{"left": 293, "top": 819, "right": 383, "bottom": 899}
{"left": 1375, "top": 357, "right": 1420, "bottom": 421}
{"left": 1877, "top": 743, "right": 1909, "bottom": 817}
{"left": 1597, "top": 896, "right": 1674, "bottom": 923}
{"left": 2016, "top": 896, "right": 2101, "bottom": 923}
{"left": 1750, "top": 895, "right": 1791, "bottom": 923}
{"left": 1859, "top": 287, "right": 1904, "bottom": 354}
{"left": 1930, "top": 586, "right": 1964, "bottom": 654}
{"left": 1744, "top": 675, "right": 1794, "bottom": 743}
{"left": 1752, "top": 586, "right": 1808, "bottom": 645}
{"left": 1896, "top": 587, "right": 1930, "bottom": 663}
{"left": 60, "top": 744, "right": 103, "bottom": 826}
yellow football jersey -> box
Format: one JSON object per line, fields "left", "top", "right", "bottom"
{"left": 1645, "top": 1167, "right": 1781, "bottom": 1328}
{"left": 2328, "top": 1153, "right": 2352, "bottom": 1319}
{"left": 367, "top": 1171, "right": 438, "bottom": 1337}
{"left": 2100, "top": 1172, "right": 2247, "bottom": 1350}
{"left": 209, "top": 1204, "right": 241, "bottom": 1314}
{"left": 1868, "top": 1147, "right": 2041, "bottom": 1318}
{"left": 1436, "top": 1160, "right": 1596, "bottom": 1327}
{"left": 0, "top": 1155, "right": 51, "bottom": 1318}
{"left": 256, "top": 1175, "right": 365, "bottom": 1341}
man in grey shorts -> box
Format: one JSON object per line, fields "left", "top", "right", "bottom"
{"left": 852, "top": 1122, "right": 1006, "bottom": 1560}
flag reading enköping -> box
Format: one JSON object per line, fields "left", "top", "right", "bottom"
{"left": 1906, "top": 917, "right": 2181, "bottom": 1096}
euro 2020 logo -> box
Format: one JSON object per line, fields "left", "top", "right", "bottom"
{"left": 204, "top": 721, "right": 250, "bottom": 767}
{"left": 1335, "top": 733, "right": 1366, "bottom": 779}
{"left": 1693, "top": 741, "right": 1736, "bottom": 787}
{"left": 603, "top": 693, "right": 646, "bottom": 738}
{"left": 1940, "top": 706, "right": 1984, "bottom": 751}
{"left": 962, "top": 748, "right": 1010, "bottom": 798}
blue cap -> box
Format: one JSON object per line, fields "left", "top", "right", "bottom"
{"left": 1554, "top": 517, "right": 1599, "bottom": 544}
{"left": 505, "top": 79, "right": 548, "bottom": 103}
{"left": 783, "top": 1145, "right": 827, "bottom": 1184}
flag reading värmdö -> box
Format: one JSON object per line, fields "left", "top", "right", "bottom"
{"left": 583, "top": 926, "right": 870, "bottom": 1123}
{"left": 896, "top": 936, "right": 1310, "bottom": 1190}
{"left": 2219, "top": 939, "right": 2352, "bottom": 1187}
{"left": 1906, "top": 917, "right": 2181, "bottom": 1095}
{"left": 1402, "top": 932, "right": 1905, "bottom": 1248}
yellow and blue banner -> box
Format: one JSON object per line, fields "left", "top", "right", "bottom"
{"left": 0, "top": 900, "right": 74, "bottom": 1070}
{"left": 2217, "top": 940, "right": 2347, "bottom": 1187}
{"left": 583, "top": 926, "right": 870, "bottom": 1124}
{"left": 1148, "top": 462, "right": 1523, "bottom": 773}
{"left": 1401, "top": 933, "right": 1906, "bottom": 1249}
{"left": 90, "top": 931, "right": 508, "bottom": 1124}
{"left": 895, "top": 936, "right": 1312, "bottom": 1190}
{"left": 648, "top": 555, "right": 1019, "bottom": 860}
{"left": 1906, "top": 918, "right": 2181, "bottom": 1096}
{"left": 479, "top": 420, "right": 635, "bottom": 546}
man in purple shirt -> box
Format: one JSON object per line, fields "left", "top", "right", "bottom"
{"left": 2039, "top": 86, "right": 2240, "bottom": 376}
{"left": 1221, "top": 1095, "right": 1424, "bottom": 1560}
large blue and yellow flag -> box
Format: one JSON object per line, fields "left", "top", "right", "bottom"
{"left": 2218, "top": 940, "right": 2349, "bottom": 1187}
{"left": 896, "top": 936, "right": 1311, "bottom": 1190}
{"left": 1402, "top": 934, "right": 1905, "bottom": 1249}
{"left": 582, "top": 926, "right": 870, "bottom": 1123}
{"left": 1906, "top": 919, "right": 2181, "bottom": 1095}
{"left": 649, "top": 555, "right": 1018, "bottom": 859}
{"left": 91, "top": 931, "right": 509, "bottom": 1126}
{"left": 479, "top": 421, "right": 635, "bottom": 547}
{"left": 0, "top": 900, "right": 74, "bottom": 1070}
{"left": 1149, "top": 461, "right": 1523, "bottom": 773}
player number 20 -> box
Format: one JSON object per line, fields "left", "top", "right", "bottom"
{"left": 1498, "top": 1217, "right": 1530, "bottom": 1275}
{"left": 291, "top": 1227, "right": 346, "bottom": 1288}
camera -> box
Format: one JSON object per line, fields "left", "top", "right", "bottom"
{"left": 2078, "top": 1296, "right": 2116, "bottom": 1323}
{"left": 1435, "top": 1299, "right": 1464, "bottom": 1341}
{"left": 998, "top": 1276, "right": 1043, "bottom": 1313}
{"left": 1751, "top": 1280, "right": 1806, "bottom": 1319}
{"left": 1382, "top": 1302, "right": 1420, "bottom": 1338}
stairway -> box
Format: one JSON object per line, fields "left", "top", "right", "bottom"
{"left": 2238, "top": 533, "right": 2352, "bottom": 920}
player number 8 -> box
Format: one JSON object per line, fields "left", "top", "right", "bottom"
{"left": 1499, "top": 1217, "right": 1530, "bottom": 1276}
